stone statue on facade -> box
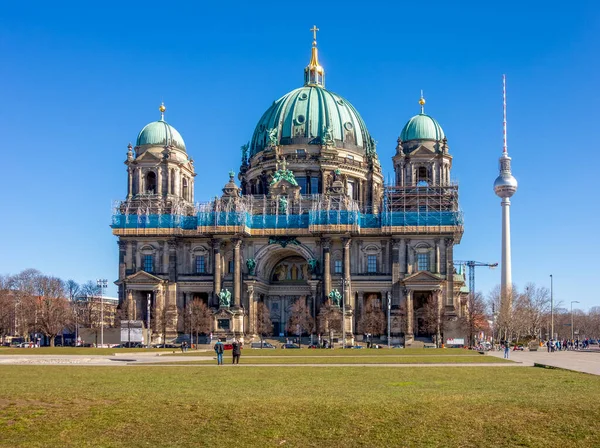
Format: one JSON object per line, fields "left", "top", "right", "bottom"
{"left": 328, "top": 289, "right": 342, "bottom": 307}
{"left": 308, "top": 258, "right": 319, "bottom": 273}
{"left": 267, "top": 128, "right": 278, "bottom": 147}
{"left": 246, "top": 258, "right": 256, "bottom": 276}
{"left": 279, "top": 196, "right": 288, "bottom": 214}
{"left": 218, "top": 289, "right": 231, "bottom": 308}
{"left": 241, "top": 142, "right": 249, "bottom": 165}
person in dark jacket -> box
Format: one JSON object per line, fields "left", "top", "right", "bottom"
{"left": 232, "top": 339, "right": 242, "bottom": 364}
{"left": 214, "top": 341, "right": 224, "bottom": 365}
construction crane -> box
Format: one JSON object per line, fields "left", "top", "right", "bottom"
{"left": 453, "top": 260, "right": 498, "bottom": 304}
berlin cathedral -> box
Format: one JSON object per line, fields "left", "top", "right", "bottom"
{"left": 112, "top": 28, "right": 467, "bottom": 347}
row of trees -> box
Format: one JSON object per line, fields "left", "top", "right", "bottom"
{"left": 0, "top": 269, "right": 111, "bottom": 346}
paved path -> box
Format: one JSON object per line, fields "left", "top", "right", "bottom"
{"left": 487, "top": 349, "right": 600, "bottom": 375}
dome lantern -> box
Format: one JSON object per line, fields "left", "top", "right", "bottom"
{"left": 304, "top": 25, "right": 325, "bottom": 88}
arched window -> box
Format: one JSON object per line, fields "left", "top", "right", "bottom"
{"left": 146, "top": 171, "right": 156, "bottom": 194}
{"left": 417, "top": 167, "right": 429, "bottom": 186}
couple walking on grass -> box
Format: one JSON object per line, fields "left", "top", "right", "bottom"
{"left": 214, "top": 339, "right": 242, "bottom": 365}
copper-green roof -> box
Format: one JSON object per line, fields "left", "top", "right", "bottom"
{"left": 249, "top": 85, "right": 375, "bottom": 157}
{"left": 400, "top": 113, "right": 445, "bottom": 142}
{"left": 136, "top": 119, "right": 186, "bottom": 151}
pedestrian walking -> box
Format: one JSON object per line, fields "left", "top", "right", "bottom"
{"left": 232, "top": 339, "right": 241, "bottom": 364}
{"left": 504, "top": 343, "right": 510, "bottom": 359}
{"left": 214, "top": 340, "right": 224, "bottom": 365}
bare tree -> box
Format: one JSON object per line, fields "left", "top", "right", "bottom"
{"left": 78, "top": 281, "right": 102, "bottom": 345}
{"left": 184, "top": 300, "right": 211, "bottom": 347}
{"left": 420, "top": 294, "right": 443, "bottom": 344}
{"left": 9, "top": 269, "right": 42, "bottom": 339}
{"left": 31, "top": 276, "right": 70, "bottom": 347}
{"left": 0, "top": 279, "right": 14, "bottom": 344}
{"left": 286, "top": 297, "right": 314, "bottom": 347}
{"left": 255, "top": 302, "right": 273, "bottom": 346}
{"left": 460, "top": 291, "right": 488, "bottom": 346}
{"left": 318, "top": 299, "right": 342, "bottom": 348}
{"left": 356, "top": 300, "right": 385, "bottom": 339}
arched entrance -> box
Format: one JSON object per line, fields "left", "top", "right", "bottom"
{"left": 265, "top": 255, "right": 311, "bottom": 336}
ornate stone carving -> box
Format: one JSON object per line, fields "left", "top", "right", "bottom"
{"left": 268, "top": 236, "right": 300, "bottom": 248}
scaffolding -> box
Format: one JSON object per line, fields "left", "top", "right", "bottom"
{"left": 112, "top": 183, "right": 463, "bottom": 235}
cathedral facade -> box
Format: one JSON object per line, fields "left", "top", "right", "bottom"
{"left": 112, "top": 32, "right": 466, "bottom": 346}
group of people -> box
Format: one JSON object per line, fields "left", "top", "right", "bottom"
{"left": 546, "top": 338, "right": 591, "bottom": 352}
{"left": 213, "top": 339, "right": 242, "bottom": 365}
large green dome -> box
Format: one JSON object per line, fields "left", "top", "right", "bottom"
{"left": 249, "top": 86, "right": 375, "bottom": 157}
{"left": 400, "top": 113, "right": 445, "bottom": 142}
{"left": 136, "top": 119, "right": 186, "bottom": 151}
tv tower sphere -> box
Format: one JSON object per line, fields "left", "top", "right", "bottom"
{"left": 494, "top": 154, "right": 518, "bottom": 198}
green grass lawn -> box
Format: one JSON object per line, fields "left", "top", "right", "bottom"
{"left": 1, "top": 365, "right": 599, "bottom": 447}
{"left": 152, "top": 355, "right": 511, "bottom": 365}
{"left": 170, "top": 348, "right": 485, "bottom": 357}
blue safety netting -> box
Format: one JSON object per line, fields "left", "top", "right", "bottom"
{"left": 112, "top": 210, "right": 463, "bottom": 230}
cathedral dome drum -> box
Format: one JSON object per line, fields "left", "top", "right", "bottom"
{"left": 136, "top": 104, "right": 186, "bottom": 151}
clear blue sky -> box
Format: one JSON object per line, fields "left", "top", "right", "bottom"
{"left": 1, "top": 1, "right": 598, "bottom": 309}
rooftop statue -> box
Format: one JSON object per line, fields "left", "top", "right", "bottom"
{"left": 267, "top": 128, "right": 278, "bottom": 147}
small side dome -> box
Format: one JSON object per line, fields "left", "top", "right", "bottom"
{"left": 399, "top": 95, "right": 445, "bottom": 142}
{"left": 135, "top": 104, "right": 186, "bottom": 151}
{"left": 400, "top": 113, "right": 445, "bottom": 142}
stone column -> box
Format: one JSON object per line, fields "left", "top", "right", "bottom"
{"left": 232, "top": 238, "right": 242, "bottom": 308}
{"left": 407, "top": 241, "right": 414, "bottom": 275}
{"left": 126, "top": 289, "right": 134, "bottom": 319}
{"left": 322, "top": 238, "right": 331, "bottom": 298}
{"left": 127, "top": 168, "right": 133, "bottom": 198}
{"left": 434, "top": 239, "right": 440, "bottom": 274}
{"left": 342, "top": 238, "right": 352, "bottom": 308}
{"left": 445, "top": 238, "right": 454, "bottom": 307}
{"left": 168, "top": 240, "right": 177, "bottom": 282}
{"left": 399, "top": 239, "right": 407, "bottom": 275}
{"left": 440, "top": 238, "right": 447, "bottom": 275}
{"left": 405, "top": 289, "right": 414, "bottom": 342}
{"left": 247, "top": 285, "right": 255, "bottom": 335}
{"left": 118, "top": 241, "right": 127, "bottom": 280}
{"left": 391, "top": 239, "right": 401, "bottom": 307}
{"left": 137, "top": 168, "right": 143, "bottom": 194}
{"left": 212, "top": 239, "right": 222, "bottom": 306}
{"left": 157, "top": 166, "right": 163, "bottom": 196}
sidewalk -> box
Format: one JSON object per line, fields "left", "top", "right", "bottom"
{"left": 487, "top": 349, "right": 600, "bottom": 375}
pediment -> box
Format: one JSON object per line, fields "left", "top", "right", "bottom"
{"left": 136, "top": 151, "right": 163, "bottom": 162}
{"left": 403, "top": 271, "right": 442, "bottom": 284}
{"left": 410, "top": 145, "right": 436, "bottom": 156}
{"left": 124, "top": 270, "right": 164, "bottom": 284}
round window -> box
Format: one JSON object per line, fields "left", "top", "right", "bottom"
{"left": 296, "top": 115, "right": 306, "bottom": 124}
{"left": 344, "top": 122, "right": 354, "bottom": 131}
{"left": 299, "top": 93, "right": 308, "bottom": 100}
{"left": 337, "top": 99, "right": 345, "bottom": 106}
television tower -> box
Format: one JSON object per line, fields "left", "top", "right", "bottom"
{"left": 493, "top": 75, "right": 518, "bottom": 313}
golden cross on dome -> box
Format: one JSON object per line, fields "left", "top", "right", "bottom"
{"left": 310, "top": 25, "right": 319, "bottom": 45}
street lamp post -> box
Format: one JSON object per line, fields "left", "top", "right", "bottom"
{"left": 340, "top": 278, "right": 346, "bottom": 349}
{"left": 96, "top": 279, "right": 107, "bottom": 348}
{"left": 550, "top": 274, "right": 554, "bottom": 340}
{"left": 387, "top": 292, "right": 391, "bottom": 349}
{"left": 571, "top": 301, "right": 580, "bottom": 341}
{"left": 147, "top": 292, "right": 151, "bottom": 349}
